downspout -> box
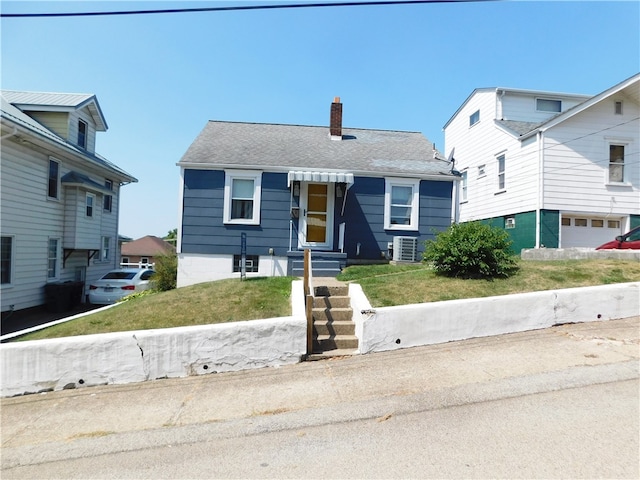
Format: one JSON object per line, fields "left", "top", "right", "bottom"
{"left": 1, "top": 126, "right": 18, "bottom": 140}
{"left": 535, "top": 130, "right": 544, "bottom": 248}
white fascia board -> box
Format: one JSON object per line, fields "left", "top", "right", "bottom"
{"left": 177, "top": 162, "right": 458, "bottom": 182}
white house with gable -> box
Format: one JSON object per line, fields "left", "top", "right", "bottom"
{"left": 443, "top": 73, "right": 639, "bottom": 252}
{"left": 1, "top": 90, "right": 137, "bottom": 314}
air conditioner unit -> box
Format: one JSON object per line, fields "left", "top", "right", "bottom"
{"left": 392, "top": 236, "right": 418, "bottom": 262}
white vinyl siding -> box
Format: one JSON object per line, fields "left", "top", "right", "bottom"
{"left": 445, "top": 90, "right": 538, "bottom": 221}
{"left": 542, "top": 100, "right": 639, "bottom": 215}
{"left": 499, "top": 91, "right": 589, "bottom": 123}
{"left": 0, "top": 139, "right": 119, "bottom": 311}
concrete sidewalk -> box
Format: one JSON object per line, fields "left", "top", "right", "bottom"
{"left": 2, "top": 317, "right": 639, "bottom": 467}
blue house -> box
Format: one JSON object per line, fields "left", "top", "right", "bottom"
{"left": 177, "top": 98, "right": 458, "bottom": 286}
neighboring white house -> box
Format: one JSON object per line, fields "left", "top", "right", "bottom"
{"left": 1, "top": 91, "right": 137, "bottom": 313}
{"left": 443, "top": 73, "right": 640, "bottom": 252}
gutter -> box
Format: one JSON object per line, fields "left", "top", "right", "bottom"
{"left": 176, "top": 162, "right": 460, "bottom": 182}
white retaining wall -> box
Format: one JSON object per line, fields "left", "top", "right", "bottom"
{"left": 2, "top": 281, "right": 638, "bottom": 397}
{"left": 1, "top": 316, "right": 306, "bottom": 397}
{"left": 358, "top": 282, "right": 640, "bottom": 354}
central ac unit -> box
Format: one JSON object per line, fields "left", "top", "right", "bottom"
{"left": 392, "top": 236, "right": 418, "bottom": 262}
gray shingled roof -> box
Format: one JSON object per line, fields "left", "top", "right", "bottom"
{"left": 179, "top": 121, "right": 456, "bottom": 179}
{"left": 497, "top": 120, "right": 545, "bottom": 136}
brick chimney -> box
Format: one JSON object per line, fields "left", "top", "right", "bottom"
{"left": 330, "top": 96, "right": 342, "bottom": 140}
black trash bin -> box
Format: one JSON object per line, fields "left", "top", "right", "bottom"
{"left": 44, "top": 282, "right": 71, "bottom": 313}
{"left": 44, "top": 281, "right": 85, "bottom": 313}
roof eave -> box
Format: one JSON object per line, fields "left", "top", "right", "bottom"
{"left": 1, "top": 116, "right": 136, "bottom": 183}
{"left": 177, "top": 161, "right": 458, "bottom": 182}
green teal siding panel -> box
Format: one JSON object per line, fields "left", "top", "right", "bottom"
{"left": 540, "top": 210, "right": 560, "bottom": 248}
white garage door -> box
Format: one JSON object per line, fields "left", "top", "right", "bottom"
{"left": 561, "top": 216, "right": 623, "bottom": 248}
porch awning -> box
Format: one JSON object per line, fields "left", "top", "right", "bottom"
{"left": 287, "top": 171, "right": 354, "bottom": 187}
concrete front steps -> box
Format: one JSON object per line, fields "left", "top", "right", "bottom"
{"left": 308, "top": 279, "right": 358, "bottom": 361}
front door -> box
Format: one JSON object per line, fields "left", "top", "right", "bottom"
{"left": 299, "top": 183, "right": 334, "bottom": 249}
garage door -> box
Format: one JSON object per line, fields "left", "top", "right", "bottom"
{"left": 561, "top": 217, "right": 623, "bottom": 248}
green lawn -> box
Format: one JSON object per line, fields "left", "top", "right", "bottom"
{"left": 14, "top": 259, "right": 640, "bottom": 341}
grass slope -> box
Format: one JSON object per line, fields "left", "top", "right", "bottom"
{"left": 15, "top": 259, "right": 640, "bottom": 341}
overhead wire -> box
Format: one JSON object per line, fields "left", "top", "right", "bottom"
{"left": 1, "top": 0, "right": 500, "bottom": 18}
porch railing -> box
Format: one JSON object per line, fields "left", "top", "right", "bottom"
{"left": 303, "top": 249, "right": 314, "bottom": 355}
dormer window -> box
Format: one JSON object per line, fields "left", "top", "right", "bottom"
{"left": 78, "top": 119, "right": 87, "bottom": 148}
{"left": 536, "top": 98, "right": 561, "bottom": 113}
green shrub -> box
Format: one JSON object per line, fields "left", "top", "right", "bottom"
{"left": 151, "top": 253, "right": 177, "bottom": 291}
{"left": 423, "top": 222, "right": 519, "bottom": 279}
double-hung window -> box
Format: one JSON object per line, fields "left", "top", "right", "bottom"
{"left": 460, "top": 171, "right": 468, "bottom": 202}
{"left": 86, "top": 193, "right": 95, "bottom": 217}
{"left": 48, "top": 158, "right": 60, "bottom": 199}
{"left": 497, "top": 154, "right": 506, "bottom": 191}
{"left": 101, "top": 236, "right": 110, "bottom": 261}
{"left": 1, "top": 236, "right": 13, "bottom": 285}
{"left": 223, "top": 170, "right": 262, "bottom": 225}
{"left": 384, "top": 178, "right": 420, "bottom": 230}
{"left": 609, "top": 144, "right": 625, "bottom": 183}
{"left": 78, "top": 119, "right": 88, "bottom": 149}
{"left": 47, "top": 238, "right": 58, "bottom": 279}
{"left": 104, "top": 179, "right": 113, "bottom": 212}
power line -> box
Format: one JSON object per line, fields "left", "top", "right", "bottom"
{"left": 1, "top": 0, "right": 498, "bottom": 18}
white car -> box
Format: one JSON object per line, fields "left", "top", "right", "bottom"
{"left": 88, "top": 268, "right": 155, "bottom": 305}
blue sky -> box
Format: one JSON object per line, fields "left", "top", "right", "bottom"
{"left": 2, "top": 0, "right": 639, "bottom": 240}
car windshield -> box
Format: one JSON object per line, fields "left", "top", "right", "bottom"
{"left": 626, "top": 229, "right": 640, "bottom": 242}
{"left": 103, "top": 272, "right": 137, "bottom": 280}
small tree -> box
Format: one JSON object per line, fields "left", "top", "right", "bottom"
{"left": 151, "top": 253, "right": 177, "bottom": 291}
{"left": 423, "top": 221, "right": 519, "bottom": 279}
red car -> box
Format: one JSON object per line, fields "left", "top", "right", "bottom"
{"left": 595, "top": 226, "right": 640, "bottom": 250}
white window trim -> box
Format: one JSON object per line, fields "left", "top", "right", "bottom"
{"left": 614, "top": 100, "right": 623, "bottom": 115}
{"left": 223, "top": 169, "right": 262, "bottom": 225}
{"left": 496, "top": 153, "right": 506, "bottom": 193}
{"left": 101, "top": 236, "right": 110, "bottom": 262}
{"left": 469, "top": 110, "right": 480, "bottom": 127}
{"left": 104, "top": 179, "right": 113, "bottom": 212}
{"left": 384, "top": 178, "right": 420, "bottom": 231}
{"left": 78, "top": 118, "right": 88, "bottom": 149}
{"left": 536, "top": 98, "right": 562, "bottom": 113}
{"left": 460, "top": 170, "right": 468, "bottom": 203}
{"left": 605, "top": 138, "right": 632, "bottom": 186}
{"left": 47, "top": 157, "right": 61, "bottom": 201}
{"left": 86, "top": 192, "right": 96, "bottom": 217}
{"left": 47, "top": 237, "right": 59, "bottom": 280}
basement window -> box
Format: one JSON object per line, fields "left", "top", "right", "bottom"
{"left": 233, "top": 255, "right": 259, "bottom": 273}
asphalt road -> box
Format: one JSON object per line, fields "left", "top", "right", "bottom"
{"left": 2, "top": 317, "right": 639, "bottom": 479}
